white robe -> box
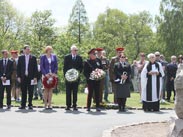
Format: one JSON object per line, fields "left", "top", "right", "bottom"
{"left": 141, "top": 62, "right": 165, "bottom": 102}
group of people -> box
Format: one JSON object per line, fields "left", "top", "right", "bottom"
{"left": 131, "top": 51, "right": 179, "bottom": 111}
{"left": 0, "top": 44, "right": 179, "bottom": 112}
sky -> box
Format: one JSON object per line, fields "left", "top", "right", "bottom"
{"left": 9, "top": 0, "right": 161, "bottom": 27}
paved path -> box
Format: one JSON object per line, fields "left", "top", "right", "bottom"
{"left": 0, "top": 108, "right": 176, "bottom": 137}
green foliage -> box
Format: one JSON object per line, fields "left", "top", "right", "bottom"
{"left": 157, "top": 0, "right": 183, "bottom": 57}
{"left": 26, "top": 10, "right": 57, "bottom": 56}
{"left": 93, "top": 9, "right": 154, "bottom": 62}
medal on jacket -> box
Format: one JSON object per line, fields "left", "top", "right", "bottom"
{"left": 96, "top": 62, "right": 100, "bottom": 66}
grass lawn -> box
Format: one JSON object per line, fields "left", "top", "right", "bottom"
{"left": 7, "top": 92, "right": 175, "bottom": 108}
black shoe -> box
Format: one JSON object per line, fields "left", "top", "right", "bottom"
{"left": 28, "top": 106, "right": 33, "bottom": 110}
{"left": 122, "top": 108, "right": 127, "bottom": 112}
{"left": 87, "top": 108, "right": 90, "bottom": 111}
{"left": 118, "top": 107, "right": 122, "bottom": 112}
{"left": 19, "top": 106, "right": 25, "bottom": 109}
{"left": 73, "top": 107, "right": 78, "bottom": 111}
{"left": 40, "top": 96, "right": 43, "bottom": 100}
{"left": 48, "top": 107, "right": 53, "bottom": 110}
{"left": 65, "top": 107, "right": 70, "bottom": 110}
{"left": 33, "top": 97, "right": 38, "bottom": 100}
{"left": 96, "top": 108, "right": 101, "bottom": 112}
{"left": 7, "top": 106, "right": 11, "bottom": 109}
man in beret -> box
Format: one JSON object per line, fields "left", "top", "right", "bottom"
{"left": 0, "top": 50, "right": 13, "bottom": 109}
{"left": 109, "top": 47, "right": 124, "bottom": 104}
{"left": 83, "top": 48, "right": 103, "bottom": 111}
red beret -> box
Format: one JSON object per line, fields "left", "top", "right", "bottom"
{"left": 11, "top": 50, "right": 18, "bottom": 54}
{"left": 88, "top": 48, "right": 96, "bottom": 54}
{"left": 96, "top": 48, "right": 103, "bottom": 51}
{"left": 116, "top": 47, "right": 124, "bottom": 51}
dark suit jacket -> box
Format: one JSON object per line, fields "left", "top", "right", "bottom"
{"left": 114, "top": 62, "right": 131, "bottom": 83}
{"left": 166, "top": 63, "right": 177, "bottom": 80}
{"left": 0, "top": 59, "right": 13, "bottom": 80}
{"left": 17, "top": 55, "right": 38, "bottom": 80}
{"left": 63, "top": 54, "right": 83, "bottom": 75}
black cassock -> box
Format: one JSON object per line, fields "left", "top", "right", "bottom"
{"left": 141, "top": 62, "right": 164, "bottom": 111}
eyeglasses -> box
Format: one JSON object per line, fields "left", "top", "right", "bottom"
{"left": 121, "top": 56, "right": 126, "bottom": 58}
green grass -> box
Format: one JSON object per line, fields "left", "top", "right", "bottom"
{"left": 6, "top": 92, "right": 174, "bottom": 108}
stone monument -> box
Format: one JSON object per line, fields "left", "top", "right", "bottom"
{"left": 168, "top": 64, "right": 183, "bottom": 137}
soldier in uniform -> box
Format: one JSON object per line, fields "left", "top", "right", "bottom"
{"left": 84, "top": 48, "right": 103, "bottom": 112}
{"left": 109, "top": 47, "right": 124, "bottom": 104}
{"left": 94, "top": 48, "right": 110, "bottom": 103}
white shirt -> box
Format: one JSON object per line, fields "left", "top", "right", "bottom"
{"left": 25, "top": 54, "right": 30, "bottom": 76}
{"left": 47, "top": 57, "right": 52, "bottom": 73}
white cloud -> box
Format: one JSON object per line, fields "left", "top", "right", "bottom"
{"left": 9, "top": 0, "right": 161, "bottom": 26}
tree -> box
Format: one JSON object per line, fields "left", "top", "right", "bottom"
{"left": 157, "top": 0, "right": 183, "bottom": 56}
{"left": 27, "top": 10, "right": 57, "bottom": 56}
{"left": 68, "top": 0, "right": 89, "bottom": 44}
{"left": 93, "top": 8, "right": 129, "bottom": 58}
{"left": 0, "top": 0, "right": 25, "bottom": 50}
{"left": 126, "top": 11, "right": 153, "bottom": 60}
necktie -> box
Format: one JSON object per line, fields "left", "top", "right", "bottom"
{"left": 73, "top": 56, "right": 76, "bottom": 60}
{"left": 3, "top": 59, "right": 7, "bottom": 74}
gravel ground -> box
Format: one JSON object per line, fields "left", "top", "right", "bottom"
{"left": 111, "top": 122, "right": 169, "bottom": 137}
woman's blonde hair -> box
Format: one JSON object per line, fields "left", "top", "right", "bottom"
{"left": 45, "top": 46, "right": 53, "bottom": 53}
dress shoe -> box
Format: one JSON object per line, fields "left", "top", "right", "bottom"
{"left": 65, "top": 107, "right": 70, "bottom": 110}
{"left": 96, "top": 108, "right": 101, "bottom": 112}
{"left": 73, "top": 107, "right": 78, "bottom": 111}
{"left": 19, "top": 106, "right": 25, "bottom": 109}
{"left": 28, "top": 106, "right": 33, "bottom": 110}
{"left": 7, "top": 106, "right": 11, "bottom": 109}
{"left": 87, "top": 108, "right": 90, "bottom": 111}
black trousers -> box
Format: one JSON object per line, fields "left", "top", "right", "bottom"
{"left": 166, "top": 80, "right": 175, "bottom": 100}
{"left": 87, "top": 80, "right": 100, "bottom": 108}
{"left": 21, "top": 77, "right": 34, "bottom": 107}
{"left": 0, "top": 84, "right": 11, "bottom": 107}
{"left": 117, "top": 98, "right": 127, "bottom": 110}
{"left": 66, "top": 81, "right": 79, "bottom": 108}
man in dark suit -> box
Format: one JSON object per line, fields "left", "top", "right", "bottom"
{"left": 17, "top": 45, "right": 38, "bottom": 109}
{"left": 63, "top": 45, "right": 83, "bottom": 111}
{"left": 166, "top": 55, "right": 177, "bottom": 102}
{"left": 0, "top": 50, "right": 13, "bottom": 109}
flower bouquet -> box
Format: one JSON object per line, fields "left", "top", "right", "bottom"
{"left": 89, "top": 68, "right": 106, "bottom": 81}
{"left": 65, "top": 68, "right": 79, "bottom": 82}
